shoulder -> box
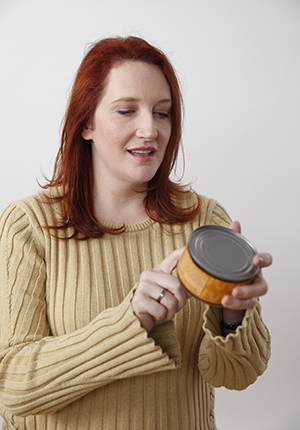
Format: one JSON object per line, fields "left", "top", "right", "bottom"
{"left": 1, "top": 189, "right": 54, "bottom": 225}
{"left": 198, "top": 194, "right": 232, "bottom": 227}
{"left": 178, "top": 191, "right": 232, "bottom": 229}
{"left": 0, "top": 187, "right": 63, "bottom": 248}
{"left": 170, "top": 188, "right": 231, "bottom": 228}
{"left": 0, "top": 201, "right": 44, "bottom": 259}
{"left": 0, "top": 195, "right": 39, "bottom": 231}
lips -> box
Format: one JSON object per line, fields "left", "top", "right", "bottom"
{"left": 128, "top": 150, "right": 154, "bottom": 155}
{"left": 127, "top": 147, "right": 156, "bottom": 156}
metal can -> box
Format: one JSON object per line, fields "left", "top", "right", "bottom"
{"left": 177, "top": 225, "right": 259, "bottom": 306}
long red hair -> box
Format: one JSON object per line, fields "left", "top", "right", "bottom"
{"left": 43, "top": 36, "right": 200, "bottom": 238}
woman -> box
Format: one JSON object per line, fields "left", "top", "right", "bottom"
{"left": 0, "top": 36, "right": 271, "bottom": 430}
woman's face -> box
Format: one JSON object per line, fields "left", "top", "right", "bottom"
{"left": 82, "top": 61, "right": 172, "bottom": 191}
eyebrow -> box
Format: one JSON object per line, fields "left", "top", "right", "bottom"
{"left": 111, "top": 97, "right": 173, "bottom": 105}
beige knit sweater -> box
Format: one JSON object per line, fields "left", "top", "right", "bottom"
{"left": 0, "top": 190, "right": 271, "bottom": 430}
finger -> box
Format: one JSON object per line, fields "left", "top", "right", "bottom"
{"left": 231, "top": 278, "right": 268, "bottom": 300}
{"left": 136, "top": 313, "right": 155, "bottom": 332}
{"left": 155, "top": 247, "right": 185, "bottom": 275}
{"left": 132, "top": 289, "right": 167, "bottom": 326}
{"left": 155, "top": 287, "right": 186, "bottom": 312}
{"left": 253, "top": 252, "right": 273, "bottom": 268}
{"left": 155, "top": 289, "right": 181, "bottom": 321}
{"left": 134, "top": 288, "right": 176, "bottom": 324}
{"left": 144, "top": 298, "right": 168, "bottom": 322}
{"left": 221, "top": 295, "right": 256, "bottom": 310}
{"left": 229, "top": 220, "right": 241, "bottom": 234}
{"left": 140, "top": 270, "right": 187, "bottom": 309}
{"left": 222, "top": 270, "right": 269, "bottom": 309}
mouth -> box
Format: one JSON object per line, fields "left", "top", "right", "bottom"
{"left": 127, "top": 147, "right": 157, "bottom": 157}
{"left": 128, "top": 150, "right": 155, "bottom": 156}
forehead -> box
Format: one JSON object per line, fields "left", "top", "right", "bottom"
{"left": 102, "top": 61, "right": 171, "bottom": 101}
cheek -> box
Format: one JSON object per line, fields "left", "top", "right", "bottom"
{"left": 105, "top": 123, "right": 132, "bottom": 145}
{"left": 161, "top": 124, "right": 172, "bottom": 147}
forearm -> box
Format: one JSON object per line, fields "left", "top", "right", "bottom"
{"left": 0, "top": 289, "right": 180, "bottom": 417}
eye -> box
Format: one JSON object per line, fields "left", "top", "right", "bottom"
{"left": 154, "top": 111, "right": 170, "bottom": 119}
{"left": 117, "top": 110, "right": 135, "bottom": 116}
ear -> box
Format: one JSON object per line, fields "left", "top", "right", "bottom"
{"left": 81, "top": 126, "right": 93, "bottom": 141}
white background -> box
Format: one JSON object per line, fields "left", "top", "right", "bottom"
{"left": 0, "top": 0, "right": 299, "bottom": 429}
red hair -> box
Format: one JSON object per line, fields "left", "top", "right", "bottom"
{"left": 43, "top": 36, "right": 200, "bottom": 238}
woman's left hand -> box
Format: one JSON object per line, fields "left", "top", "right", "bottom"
{"left": 221, "top": 221, "right": 273, "bottom": 311}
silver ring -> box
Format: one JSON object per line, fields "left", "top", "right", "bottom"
{"left": 157, "top": 288, "right": 167, "bottom": 303}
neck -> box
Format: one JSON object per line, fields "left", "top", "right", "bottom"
{"left": 93, "top": 182, "right": 148, "bottom": 225}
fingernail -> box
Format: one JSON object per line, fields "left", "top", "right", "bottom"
{"left": 254, "top": 255, "right": 264, "bottom": 266}
{"left": 222, "top": 296, "right": 233, "bottom": 306}
{"left": 232, "top": 288, "right": 242, "bottom": 298}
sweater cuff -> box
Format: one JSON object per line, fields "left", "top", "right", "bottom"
{"left": 148, "top": 321, "right": 182, "bottom": 366}
{"left": 130, "top": 284, "right": 181, "bottom": 366}
{"left": 202, "top": 300, "right": 265, "bottom": 340}
{"left": 199, "top": 300, "right": 271, "bottom": 390}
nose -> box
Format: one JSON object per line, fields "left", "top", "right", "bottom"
{"left": 135, "top": 112, "right": 158, "bottom": 141}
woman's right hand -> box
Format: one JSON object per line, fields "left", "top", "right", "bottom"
{"left": 131, "top": 247, "right": 191, "bottom": 332}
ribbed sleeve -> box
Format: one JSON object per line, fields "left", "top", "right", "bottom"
{"left": 0, "top": 205, "right": 180, "bottom": 417}
{"left": 198, "top": 301, "right": 271, "bottom": 390}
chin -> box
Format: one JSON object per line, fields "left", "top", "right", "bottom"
{"left": 132, "top": 169, "right": 159, "bottom": 185}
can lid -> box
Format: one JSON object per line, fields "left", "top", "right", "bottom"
{"left": 188, "top": 225, "right": 260, "bottom": 282}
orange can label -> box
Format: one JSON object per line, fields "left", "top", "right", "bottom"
{"left": 177, "top": 246, "right": 252, "bottom": 306}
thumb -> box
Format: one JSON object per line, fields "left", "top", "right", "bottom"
{"left": 229, "top": 220, "right": 241, "bottom": 234}
{"left": 155, "top": 247, "right": 186, "bottom": 275}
